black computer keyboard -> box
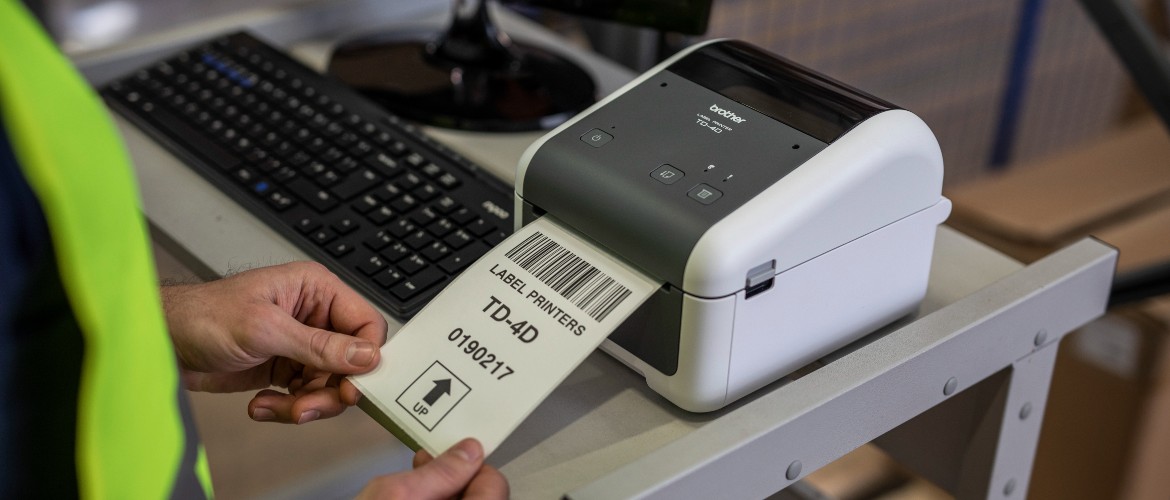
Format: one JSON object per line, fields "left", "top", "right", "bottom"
{"left": 102, "top": 31, "right": 514, "bottom": 319}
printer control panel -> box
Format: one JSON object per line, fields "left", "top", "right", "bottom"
{"left": 521, "top": 40, "right": 896, "bottom": 289}
{"left": 523, "top": 70, "right": 829, "bottom": 287}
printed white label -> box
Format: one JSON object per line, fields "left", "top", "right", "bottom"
{"left": 350, "top": 216, "right": 660, "bottom": 456}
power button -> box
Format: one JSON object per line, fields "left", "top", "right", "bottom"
{"left": 580, "top": 128, "right": 614, "bottom": 148}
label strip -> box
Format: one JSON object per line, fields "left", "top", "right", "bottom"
{"left": 350, "top": 216, "right": 661, "bottom": 456}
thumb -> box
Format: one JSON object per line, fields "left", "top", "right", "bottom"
{"left": 265, "top": 316, "right": 380, "bottom": 374}
{"left": 404, "top": 439, "right": 485, "bottom": 498}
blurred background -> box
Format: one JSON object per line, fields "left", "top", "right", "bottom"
{"left": 42, "top": 0, "right": 1170, "bottom": 498}
{"left": 44, "top": 0, "right": 1162, "bottom": 184}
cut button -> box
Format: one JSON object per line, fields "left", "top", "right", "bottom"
{"left": 687, "top": 184, "right": 723, "bottom": 205}
{"left": 580, "top": 128, "right": 613, "bottom": 148}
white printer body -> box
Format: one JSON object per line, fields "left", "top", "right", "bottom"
{"left": 516, "top": 40, "right": 951, "bottom": 412}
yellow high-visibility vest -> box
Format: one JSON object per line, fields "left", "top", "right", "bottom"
{"left": 0, "top": 2, "right": 212, "bottom": 497}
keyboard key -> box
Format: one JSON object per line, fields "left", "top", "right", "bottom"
{"left": 404, "top": 152, "right": 426, "bottom": 168}
{"left": 331, "top": 169, "right": 380, "bottom": 200}
{"left": 465, "top": 218, "right": 496, "bottom": 237}
{"left": 287, "top": 178, "right": 338, "bottom": 212}
{"left": 387, "top": 219, "right": 415, "bottom": 238}
{"left": 294, "top": 215, "right": 320, "bottom": 234}
{"left": 484, "top": 230, "right": 509, "bottom": 247}
{"left": 410, "top": 207, "right": 439, "bottom": 226}
{"left": 426, "top": 218, "right": 456, "bottom": 238}
{"left": 357, "top": 255, "right": 388, "bottom": 275}
{"left": 363, "top": 230, "right": 393, "bottom": 251}
{"left": 396, "top": 172, "right": 423, "bottom": 190}
{"left": 335, "top": 156, "right": 360, "bottom": 174}
{"left": 371, "top": 130, "right": 394, "bottom": 145}
{"left": 306, "top": 136, "right": 330, "bottom": 154}
{"left": 316, "top": 170, "right": 341, "bottom": 186}
{"left": 287, "top": 151, "right": 311, "bottom": 166}
{"left": 331, "top": 217, "right": 359, "bottom": 235}
{"left": 310, "top": 228, "right": 336, "bottom": 245}
{"left": 404, "top": 230, "right": 434, "bottom": 250}
{"left": 219, "top": 128, "right": 240, "bottom": 143}
{"left": 323, "top": 121, "right": 345, "bottom": 136}
{"left": 302, "top": 161, "right": 328, "bottom": 177}
{"left": 348, "top": 140, "right": 373, "bottom": 157}
{"left": 438, "top": 254, "right": 472, "bottom": 274}
{"left": 413, "top": 184, "right": 440, "bottom": 201}
{"left": 433, "top": 196, "right": 460, "bottom": 213}
{"left": 420, "top": 163, "right": 443, "bottom": 178}
{"left": 443, "top": 229, "right": 474, "bottom": 250}
{"left": 373, "top": 267, "right": 405, "bottom": 288}
{"left": 398, "top": 254, "right": 427, "bottom": 275}
{"left": 321, "top": 147, "right": 345, "bottom": 162}
{"left": 352, "top": 194, "right": 379, "bottom": 214}
{"left": 233, "top": 167, "right": 257, "bottom": 183}
{"left": 324, "top": 102, "right": 345, "bottom": 117}
{"left": 421, "top": 242, "right": 451, "bottom": 262}
{"left": 327, "top": 241, "right": 354, "bottom": 257}
{"left": 372, "top": 182, "right": 403, "bottom": 202}
{"left": 255, "top": 157, "right": 283, "bottom": 173}
{"left": 230, "top": 136, "right": 254, "bottom": 153}
{"left": 390, "top": 194, "right": 418, "bottom": 213}
{"left": 385, "top": 141, "right": 409, "bottom": 157}
{"left": 273, "top": 166, "right": 297, "bottom": 182}
{"left": 266, "top": 191, "right": 296, "bottom": 211}
{"left": 366, "top": 206, "right": 396, "bottom": 225}
{"left": 450, "top": 207, "right": 477, "bottom": 224}
{"left": 389, "top": 268, "right": 444, "bottom": 301}
{"left": 439, "top": 242, "right": 489, "bottom": 274}
{"left": 337, "top": 131, "right": 360, "bottom": 147}
{"left": 297, "top": 104, "right": 317, "bottom": 120}
{"left": 250, "top": 180, "right": 272, "bottom": 195}
{"left": 365, "top": 152, "right": 400, "bottom": 177}
{"left": 380, "top": 242, "right": 410, "bottom": 263}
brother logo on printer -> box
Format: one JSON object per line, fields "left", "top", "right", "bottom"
{"left": 709, "top": 104, "right": 747, "bottom": 123}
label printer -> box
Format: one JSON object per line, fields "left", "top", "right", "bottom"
{"left": 516, "top": 40, "right": 951, "bottom": 412}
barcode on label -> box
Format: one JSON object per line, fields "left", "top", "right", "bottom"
{"left": 505, "top": 232, "right": 633, "bottom": 322}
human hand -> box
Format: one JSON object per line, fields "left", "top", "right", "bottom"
{"left": 357, "top": 439, "right": 509, "bottom": 500}
{"left": 161, "top": 261, "right": 388, "bottom": 424}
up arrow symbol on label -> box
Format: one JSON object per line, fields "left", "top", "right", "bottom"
{"left": 423, "top": 379, "right": 452, "bottom": 406}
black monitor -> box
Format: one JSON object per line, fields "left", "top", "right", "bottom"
{"left": 326, "top": 0, "right": 712, "bottom": 132}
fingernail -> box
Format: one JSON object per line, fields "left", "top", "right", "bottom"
{"left": 346, "top": 342, "right": 376, "bottom": 367}
{"left": 450, "top": 438, "right": 482, "bottom": 462}
{"left": 252, "top": 407, "right": 275, "bottom": 421}
{"left": 298, "top": 409, "right": 320, "bottom": 424}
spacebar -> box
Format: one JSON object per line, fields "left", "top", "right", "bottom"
{"left": 141, "top": 105, "right": 240, "bottom": 170}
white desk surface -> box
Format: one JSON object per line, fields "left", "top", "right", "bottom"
{"left": 81, "top": 3, "right": 1026, "bottom": 497}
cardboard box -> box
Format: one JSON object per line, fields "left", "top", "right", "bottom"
{"left": 946, "top": 118, "right": 1170, "bottom": 500}
{"left": 1032, "top": 311, "right": 1165, "bottom": 500}
{"left": 947, "top": 117, "right": 1170, "bottom": 270}
{"left": 1119, "top": 296, "right": 1170, "bottom": 500}
{"left": 802, "top": 444, "right": 911, "bottom": 499}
